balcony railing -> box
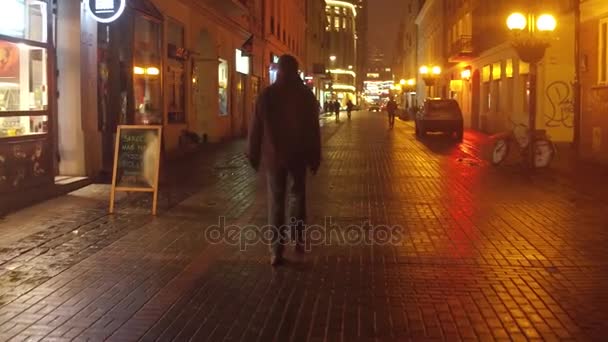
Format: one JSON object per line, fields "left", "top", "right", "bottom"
{"left": 449, "top": 35, "right": 475, "bottom": 62}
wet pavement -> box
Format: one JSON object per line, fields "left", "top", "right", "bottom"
{"left": 0, "top": 111, "right": 607, "bottom": 341}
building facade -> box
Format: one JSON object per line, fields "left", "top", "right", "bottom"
{"left": 325, "top": 0, "right": 358, "bottom": 105}
{"left": 262, "top": 0, "right": 307, "bottom": 82}
{"left": 0, "top": 0, "right": 307, "bottom": 207}
{"left": 355, "top": 0, "right": 368, "bottom": 94}
{"left": 393, "top": 0, "right": 424, "bottom": 110}
{"left": 580, "top": 0, "right": 608, "bottom": 164}
{"left": 405, "top": 0, "right": 575, "bottom": 144}
{"left": 415, "top": 0, "right": 447, "bottom": 100}
{"left": 306, "top": 0, "right": 329, "bottom": 103}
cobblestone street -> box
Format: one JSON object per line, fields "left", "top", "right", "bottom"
{"left": 1, "top": 111, "right": 608, "bottom": 341}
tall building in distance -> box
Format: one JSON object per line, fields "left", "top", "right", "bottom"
{"left": 325, "top": 0, "right": 359, "bottom": 105}
{"left": 355, "top": 0, "right": 368, "bottom": 94}
{"left": 363, "top": 47, "right": 394, "bottom": 105}
{"left": 305, "top": 0, "right": 329, "bottom": 104}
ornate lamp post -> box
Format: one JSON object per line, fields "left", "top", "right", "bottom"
{"left": 419, "top": 65, "right": 441, "bottom": 98}
{"left": 506, "top": 12, "right": 556, "bottom": 168}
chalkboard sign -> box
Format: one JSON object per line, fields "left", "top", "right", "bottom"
{"left": 109, "top": 125, "right": 162, "bottom": 215}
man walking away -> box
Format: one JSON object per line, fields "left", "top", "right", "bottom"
{"left": 334, "top": 99, "right": 341, "bottom": 122}
{"left": 346, "top": 99, "right": 354, "bottom": 120}
{"left": 247, "top": 55, "right": 322, "bottom": 266}
{"left": 386, "top": 98, "right": 398, "bottom": 128}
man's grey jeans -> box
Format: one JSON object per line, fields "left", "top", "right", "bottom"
{"left": 266, "top": 166, "right": 307, "bottom": 256}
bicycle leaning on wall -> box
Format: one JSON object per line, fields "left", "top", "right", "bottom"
{"left": 491, "top": 120, "right": 557, "bottom": 168}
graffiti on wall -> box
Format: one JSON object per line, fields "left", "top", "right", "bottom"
{"left": 544, "top": 81, "right": 574, "bottom": 128}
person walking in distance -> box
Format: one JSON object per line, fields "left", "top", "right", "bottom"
{"left": 247, "top": 55, "right": 322, "bottom": 266}
{"left": 346, "top": 99, "right": 354, "bottom": 120}
{"left": 333, "top": 99, "right": 341, "bottom": 122}
{"left": 386, "top": 97, "right": 398, "bottom": 128}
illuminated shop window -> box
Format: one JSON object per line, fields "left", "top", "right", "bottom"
{"left": 133, "top": 14, "right": 162, "bottom": 125}
{"left": 0, "top": 0, "right": 50, "bottom": 138}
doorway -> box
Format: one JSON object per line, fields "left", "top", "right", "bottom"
{"left": 97, "top": 5, "right": 162, "bottom": 180}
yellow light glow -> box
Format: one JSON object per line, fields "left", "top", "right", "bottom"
{"left": 400, "top": 79, "right": 406, "bottom": 85}
{"left": 134, "top": 66, "right": 145, "bottom": 75}
{"left": 329, "top": 55, "right": 337, "bottom": 62}
{"left": 146, "top": 67, "right": 160, "bottom": 76}
{"left": 507, "top": 12, "right": 527, "bottom": 31}
{"left": 450, "top": 80, "right": 463, "bottom": 92}
{"left": 407, "top": 78, "right": 416, "bottom": 86}
{"left": 325, "top": 0, "right": 357, "bottom": 17}
{"left": 332, "top": 84, "right": 356, "bottom": 91}
{"left": 419, "top": 66, "right": 429, "bottom": 75}
{"left": 461, "top": 69, "right": 472, "bottom": 80}
{"left": 395, "top": 84, "right": 402, "bottom": 91}
{"left": 432, "top": 66, "right": 441, "bottom": 75}
{"left": 348, "top": 65, "right": 353, "bottom": 69}
{"left": 329, "top": 69, "right": 356, "bottom": 77}
{"left": 537, "top": 14, "right": 556, "bottom": 32}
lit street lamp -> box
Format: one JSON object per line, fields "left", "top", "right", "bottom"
{"left": 419, "top": 65, "right": 441, "bottom": 98}
{"left": 506, "top": 11, "right": 556, "bottom": 168}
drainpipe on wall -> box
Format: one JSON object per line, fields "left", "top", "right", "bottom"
{"left": 572, "top": 0, "right": 582, "bottom": 152}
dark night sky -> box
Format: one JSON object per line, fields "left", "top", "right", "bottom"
{"left": 368, "top": 0, "right": 406, "bottom": 64}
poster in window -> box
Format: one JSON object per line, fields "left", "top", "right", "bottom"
{"left": 218, "top": 59, "right": 228, "bottom": 116}
{"left": 0, "top": 41, "right": 19, "bottom": 79}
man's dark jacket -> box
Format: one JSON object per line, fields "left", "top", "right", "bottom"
{"left": 247, "top": 78, "right": 321, "bottom": 171}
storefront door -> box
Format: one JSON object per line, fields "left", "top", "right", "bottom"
{"left": 97, "top": 2, "right": 162, "bottom": 179}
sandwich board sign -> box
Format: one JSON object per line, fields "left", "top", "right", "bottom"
{"left": 109, "top": 125, "right": 162, "bottom": 215}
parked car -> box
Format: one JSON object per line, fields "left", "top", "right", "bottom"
{"left": 369, "top": 104, "right": 381, "bottom": 112}
{"left": 415, "top": 99, "right": 464, "bottom": 140}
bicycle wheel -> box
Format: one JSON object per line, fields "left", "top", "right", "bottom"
{"left": 533, "top": 139, "right": 555, "bottom": 168}
{"left": 492, "top": 138, "right": 510, "bottom": 165}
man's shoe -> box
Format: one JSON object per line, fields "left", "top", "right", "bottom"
{"left": 270, "top": 255, "right": 284, "bottom": 267}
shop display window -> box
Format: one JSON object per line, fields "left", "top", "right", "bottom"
{"left": 218, "top": 59, "right": 229, "bottom": 116}
{"left": 0, "top": 0, "right": 48, "bottom": 43}
{"left": 0, "top": 114, "right": 47, "bottom": 138}
{"left": 133, "top": 15, "right": 162, "bottom": 125}
{"left": 0, "top": 40, "right": 48, "bottom": 138}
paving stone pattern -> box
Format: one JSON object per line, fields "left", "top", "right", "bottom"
{"left": 0, "top": 112, "right": 607, "bottom": 341}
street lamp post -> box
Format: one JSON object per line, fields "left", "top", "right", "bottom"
{"left": 506, "top": 12, "right": 556, "bottom": 169}
{"left": 419, "top": 65, "right": 441, "bottom": 98}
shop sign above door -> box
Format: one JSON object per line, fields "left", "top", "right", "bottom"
{"left": 86, "top": 0, "right": 127, "bottom": 23}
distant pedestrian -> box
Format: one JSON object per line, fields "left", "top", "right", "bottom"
{"left": 333, "top": 100, "right": 341, "bottom": 122}
{"left": 346, "top": 99, "right": 354, "bottom": 120}
{"left": 324, "top": 101, "right": 330, "bottom": 113}
{"left": 247, "top": 54, "right": 322, "bottom": 267}
{"left": 386, "top": 98, "right": 398, "bottom": 128}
